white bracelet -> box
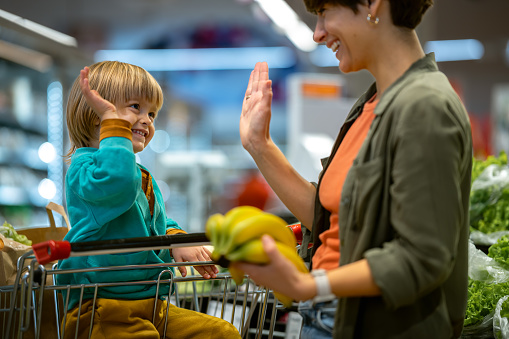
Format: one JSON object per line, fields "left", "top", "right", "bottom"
{"left": 311, "top": 269, "right": 336, "bottom": 304}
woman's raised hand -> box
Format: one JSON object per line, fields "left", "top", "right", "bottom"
{"left": 240, "top": 62, "right": 274, "bottom": 155}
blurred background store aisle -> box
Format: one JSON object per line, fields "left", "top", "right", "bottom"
{"left": 0, "top": 0, "right": 508, "bottom": 230}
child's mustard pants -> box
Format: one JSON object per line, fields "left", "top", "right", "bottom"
{"left": 62, "top": 297, "right": 241, "bottom": 339}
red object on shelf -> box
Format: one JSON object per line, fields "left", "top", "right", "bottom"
{"left": 32, "top": 240, "right": 71, "bottom": 265}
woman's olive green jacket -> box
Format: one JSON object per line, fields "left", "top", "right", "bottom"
{"left": 306, "top": 54, "right": 473, "bottom": 339}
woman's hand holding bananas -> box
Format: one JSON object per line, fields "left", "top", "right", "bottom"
{"left": 205, "top": 206, "right": 309, "bottom": 307}
{"left": 231, "top": 235, "right": 315, "bottom": 306}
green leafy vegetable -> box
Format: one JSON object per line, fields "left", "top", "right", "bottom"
{"left": 464, "top": 279, "right": 509, "bottom": 326}
{"left": 472, "top": 151, "right": 508, "bottom": 183}
{"left": 0, "top": 221, "right": 32, "bottom": 245}
{"left": 465, "top": 234, "right": 509, "bottom": 327}
{"left": 470, "top": 151, "right": 509, "bottom": 233}
{"left": 489, "top": 235, "right": 509, "bottom": 267}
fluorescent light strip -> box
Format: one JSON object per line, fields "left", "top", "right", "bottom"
{"left": 309, "top": 44, "right": 339, "bottom": 67}
{"left": 0, "top": 40, "right": 53, "bottom": 72}
{"left": 424, "top": 39, "right": 484, "bottom": 62}
{"left": 94, "top": 47, "right": 297, "bottom": 71}
{"left": 0, "top": 9, "right": 77, "bottom": 47}
{"left": 255, "top": 0, "right": 317, "bottom": 52}
{"left": 310, "top": 39, "right": 486, "bottom": 67}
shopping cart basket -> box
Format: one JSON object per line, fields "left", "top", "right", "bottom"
{"left": 1, "top": 233, "right": 293, "bottom": 339}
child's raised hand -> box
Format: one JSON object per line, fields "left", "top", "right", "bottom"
{"left": 171, "top": 246, "right": 219, "bottom": 279}
{"left": 79, "top": 67, "right": 118, "bottom": 121}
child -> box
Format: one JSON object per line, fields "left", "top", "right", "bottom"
{"left": 57, "top": 61, "right": 240, "bottom": 339}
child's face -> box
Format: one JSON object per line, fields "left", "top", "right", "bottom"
{"left": 117, "top": 97, "right": 158, "bottom": 153}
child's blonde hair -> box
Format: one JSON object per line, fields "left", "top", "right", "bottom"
{"left": 65, "top": 61, "right": 163, "bottom": 162}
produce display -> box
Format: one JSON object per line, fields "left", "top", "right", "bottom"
{"left": 205, "top": 205, "right": 308, "bottom": 307}
{"left": 464, "top": 279, "right": 509, "bottom": 327}
{"left": 489, "top": 235, "right": 509, "bottom": 267}
{"left": 472, "top": 152, "right": 508, "bottom": 183}
{"left": 465, "top": 212, "right": 509, "bottom": 336}
{"left": 470, "top": 152, "right": 509, "bottom": 234}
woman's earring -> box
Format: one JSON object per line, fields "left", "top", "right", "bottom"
{"left": 367, "top": 14, "right": 379, "bottom": 25}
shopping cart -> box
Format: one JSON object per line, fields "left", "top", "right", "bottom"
{"left": 0, "top": 233, "right": 293, "bottom": 339}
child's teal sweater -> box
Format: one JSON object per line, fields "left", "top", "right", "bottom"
{"left": 56, "top": 136, "right": 183, "bottom": 310}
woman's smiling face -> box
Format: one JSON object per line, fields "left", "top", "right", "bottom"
{"left": 313, "top": 3, "right": 372, "bottom": 74}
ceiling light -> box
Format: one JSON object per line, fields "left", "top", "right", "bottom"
{"left": 0, "top": 9, "right": 77, "bottom": 47}
{"left": 94, "top": 47, "right": 296, "bottom": 71}
{"left": 424, "top": 39, "right": 484, "bottom": 62}
{"left": 0, "top": 40, "right": 52, "bottom": 72}
{"left": 254, "top": 0, "right": 316, "bottom": 52}
{"left": 38, "top": 142, "right": 57, "bottom": 163}
{"left": 38, "top": 178, "right": 56, "bottom": 200}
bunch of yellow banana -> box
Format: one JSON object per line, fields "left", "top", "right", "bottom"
{"left": 205, "top": 205, "right": 309, "bottom": 308}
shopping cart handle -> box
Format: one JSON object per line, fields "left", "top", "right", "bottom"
{"left": 32, "top": 240, "right": 71, "bottom": 265}
{"left": 287, "top": 223, "right": 303, "bottom": 243}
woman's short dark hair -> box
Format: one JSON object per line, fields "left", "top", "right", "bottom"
{"left": 303, "top": 0, "right": 434, "bottom": 29}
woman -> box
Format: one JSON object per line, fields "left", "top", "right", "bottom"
{"left": 235, "top": 0, "right": 472, "bottom": 338}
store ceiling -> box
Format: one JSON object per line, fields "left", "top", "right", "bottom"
{"left": 1, "top": 0, "right": 509, "bottom": 114}
{"left": 0, "top": 0, "right": 507, "bottom": 57}
{"left": 0, "top": 0, "right": 305, "bottom": 56}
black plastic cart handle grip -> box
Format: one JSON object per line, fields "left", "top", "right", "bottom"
{"left": 32, "top": 233, "right": 210, "bottom": 265}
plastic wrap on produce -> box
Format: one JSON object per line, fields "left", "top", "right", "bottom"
{"left": 471, "top": 230, "right": 509, "bottom": 246}
{"left": 494, "top": 295, "right": 509, "bottom": 339}
{"left": 468, "top": 241, "right": 509, "bottom": 284}
{"left": 463, "top": 242, "right": 509, "bottom": 337}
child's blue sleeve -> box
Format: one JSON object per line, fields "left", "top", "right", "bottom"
{"left": 68, "top": 137, "right": 138, "bottom": 204}
{"left": 67, "top": 137, "right": 139, "bottom": 227}
{"left": 165, "top": 217, "right": 185, "bottom": 233}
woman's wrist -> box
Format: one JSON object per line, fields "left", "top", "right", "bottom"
{"left": 309, "top": 269, "right": 336, "bottom": 303}
{"left": 243, "top": 137, "right": 273, "bottom": 158}
{"left": 289, "top": 271, "right": 318, "bottom": 302}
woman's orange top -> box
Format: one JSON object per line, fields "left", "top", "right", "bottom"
{"left": 312, "top": 97, "right": 378, "bottom": 270}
